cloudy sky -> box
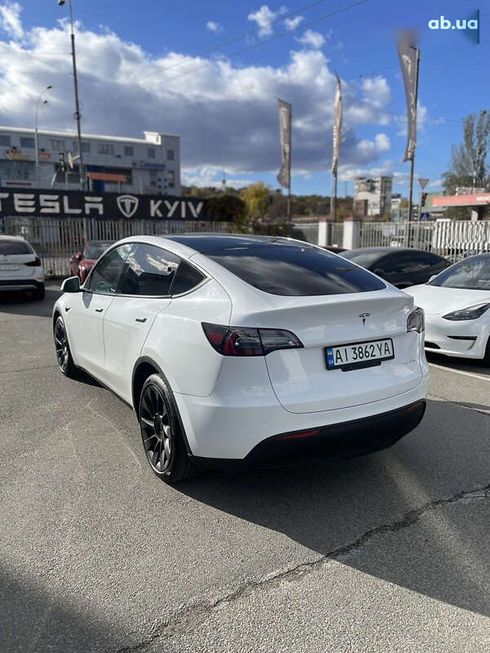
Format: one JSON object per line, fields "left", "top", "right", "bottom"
{"left": 0, "top": 0, "right": 487, "bottom": 195}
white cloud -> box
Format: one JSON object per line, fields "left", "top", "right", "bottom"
{"left": 284, "top": 15, "right": 304, "bottom": 31}
{"left": 206, "top": 20, "right": 223, "bottom": 34}
{"left": 360, "top": 75, "right": 390, "bottom": 107}
{"left": 248, "top": 4, "right": 287, "bottom": 37}
{"left": 296, "top": 30, "right": 325, "bottom": 49}
{"left": 0, "top": 13, "right": 394, "bottom": 177}
{"left": 0, "top": 1, "right": 23, "bottom": 40}
{"left": 375, "top": 133, "right": 390, "bottom": 152}
{"left": 183, "top": 165, "right": 249, "bottom": 189}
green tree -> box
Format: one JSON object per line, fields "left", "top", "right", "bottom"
{"left": 205, "top": 193, "right": 246, "bottom": 229}
{"left": 442, "top": 110, "right": 490, "bottom": 219}
{"left": 240, "top": 182, "right": 270, "bottom": 221}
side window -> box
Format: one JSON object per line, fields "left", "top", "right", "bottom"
{"left": 379, "top": 253, "right": 415, "bottom": 275}
{"left": 170, "top": 261, "right": 205, "bottom": 295}
{"left": 118, "top": 244, "right": 180, "bottom": 296}
{"left": 86, "top": 245, "right": 130, "bottom": 294}
{"left": 414, "top": 253, "right": 445, "bottom": 269}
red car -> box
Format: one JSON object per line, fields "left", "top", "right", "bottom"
{"left": 69, "top": 240, "right": 113, "bottom": 283}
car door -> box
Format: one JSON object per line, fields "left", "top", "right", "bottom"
{"left": 101, "top": 243, "right": 181, "bottom": 403}
{"left": 66, "top": 244, "right": 131, "bottom": 376}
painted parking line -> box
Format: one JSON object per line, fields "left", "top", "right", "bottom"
{"left": 429, "top": 362, "right": 490, "bottom": 382}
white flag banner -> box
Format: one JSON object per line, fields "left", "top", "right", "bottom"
{"left": 331, "top": 74, "right": 343, "bottom": 175}
{"left": 277, "top": 98, "right": 292, "bottom": 189}
{"left": 397, "top": 37, "right": 419, "bottom": 162}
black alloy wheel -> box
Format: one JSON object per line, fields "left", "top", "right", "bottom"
{"left": 138, "top": 374, "right": 197, "bottom": 483}
{"left": 53, "top": 315, "right": 78, "bottom": 378}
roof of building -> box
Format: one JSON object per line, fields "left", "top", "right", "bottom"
{"left": 0, "top": 126, "right": 180, "bottom": 144}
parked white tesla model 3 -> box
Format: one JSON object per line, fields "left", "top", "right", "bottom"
{"left": 405, "top": 253, "right": 490, "bottom": 361}
{"left": 53, "top": 235, "right": 428, "bottom": 483}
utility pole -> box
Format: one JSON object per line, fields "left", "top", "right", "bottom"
{"left": 58, "top": 0, "right": 85, "bottom": 191}
{"left": 34, "top": 85, "right": 53, "bottom": 185}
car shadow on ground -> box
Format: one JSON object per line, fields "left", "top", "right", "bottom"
{"left": 178, "top": 398, "right": 490, "bottom": 617}
{"left": 0, "top": 566, "right": 126, "bottom": 652}
{"left": 0, "top": 286, "right": 61, "bottom": 319}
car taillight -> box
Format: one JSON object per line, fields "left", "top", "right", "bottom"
{"left": 25, "top": 257, "right": 42, "bottom": 267}
{"left": 202, "top": 322, "right": 303, "bottom": 357}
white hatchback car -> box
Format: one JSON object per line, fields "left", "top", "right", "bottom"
{"left": 0, "top": 235, "right": 45, "bottom": 299}
{"left": 405, "top": 253, "right": 490, "bottom": 361}
{"left": 53, "top": 235, "right": 428, "bottom": 483}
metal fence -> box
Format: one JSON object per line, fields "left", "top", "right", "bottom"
{"left": 0, "top": 216, "right": 234, "bottom": 277}
{"left": 358, "top": 220, "right": 490, "bottom": 260}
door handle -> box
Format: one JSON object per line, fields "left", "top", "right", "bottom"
{"left": 95, "top": 308, "right": 103, "bottom": 313}
{"left": 135, "top": 317, "right": 147, "bottom": 323}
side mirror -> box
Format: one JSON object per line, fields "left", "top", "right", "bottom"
{"left": 61, "top": 276, "right": 81, "bottom": 293}
{"left": 75, "top": 252, "right": 83, "bottom": 261}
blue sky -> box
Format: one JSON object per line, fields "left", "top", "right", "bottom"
{"left": 1, "top": 0, "right": 488, "bottom": 196}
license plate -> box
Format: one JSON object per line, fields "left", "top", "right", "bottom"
{"left": 325, "top": 338, "right": 394, "bottom": 371}
{"left": 0, "top": 264, "right": 20, "bottom": 271}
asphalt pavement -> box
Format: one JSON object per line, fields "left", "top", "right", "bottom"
{"left": 0, "top": 284, "right": 489, "bottom": 652}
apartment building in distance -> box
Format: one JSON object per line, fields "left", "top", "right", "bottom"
{"left": 0, "top": 127, "right": 181, "bottom": 196}
{"left": 354, "top": 176, "right": 393, "bottom": 218}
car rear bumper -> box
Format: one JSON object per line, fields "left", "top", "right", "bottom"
{"left": 0, "top": 279, "right": 45, "bottom": 292}
{"left": 191, "top": 400, "right": 426, "bottom": 470}
{"left": 175, "top": 373, "right": 428, "bottom": 460}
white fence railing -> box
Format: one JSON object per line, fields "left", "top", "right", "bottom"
{"left": 358, "top": 220, "right": 490, "bottom": 260}
{"left": 0, "top": 216, "right": 234, "bottom": 277}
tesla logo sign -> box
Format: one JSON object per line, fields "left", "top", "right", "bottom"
{"left": 117, "top": 194, "right": 139, "bottom": 218}
{"left": 359, "top": 312, "right": 370, "bottom": 326}
{"left": 0, "top": 188, "right": 211, "bottom": 221}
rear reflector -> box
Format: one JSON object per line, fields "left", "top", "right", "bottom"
{"left": 202, "top": 322, "right": 303, "bottom": 357}
{"left": 276, "top": 428, "right": 321, "bottom": 441}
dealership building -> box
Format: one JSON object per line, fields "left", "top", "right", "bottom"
{"left": 0, "top": 126, "right": 181, "bottom": 196}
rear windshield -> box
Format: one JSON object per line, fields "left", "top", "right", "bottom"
{"left": 0, "top": 240, "right": 32, "bottom": 255}
{"left": 198, "top": 241, "right": 385, "bottom": 296}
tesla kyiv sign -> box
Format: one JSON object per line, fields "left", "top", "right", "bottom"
{"left": 0, "top": 189, "right": 210, "bottom": 220}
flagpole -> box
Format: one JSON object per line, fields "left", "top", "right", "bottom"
{"left": 287, "top": 103, "right": 292, "bottom": 233}
{"left": 407, "top": 48, "right": 420, "bottom": 223}
{"left": 330, "top": 171, "right": 337, "bottom": 221}
{"left": 331, "top": 73, "right": 342, "bottom": 223}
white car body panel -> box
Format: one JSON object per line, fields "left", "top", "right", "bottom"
{"left": 54, "top": 235, "right": 429, "bottom": 462}
{"left": 67, "top": 292, "right": 114, "bottom": 375}
{"left": 0, "top": 236, "right": 45, "bottom": 292}
{"left": 405, "top": 284, "right": 490, "bottom": 360}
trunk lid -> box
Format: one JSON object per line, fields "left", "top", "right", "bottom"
{"left": 242, "top": 291, "right": 422, "bottom": 414}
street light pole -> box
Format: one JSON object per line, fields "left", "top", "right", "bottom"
{"left": 58, "top": 0, "right": 85, "bottom": 190}
{"left": 34, "top": 85, "right": 53, "bottom": 185}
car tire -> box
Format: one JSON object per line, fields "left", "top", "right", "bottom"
{"left": 34, "top": 284, "right": 45, "bottom": 300}
{"left": 53, "top": 315, "right": 78, "bottom": 378}
{"left": 138, "top": 374, "right": 198, "bottom": 483}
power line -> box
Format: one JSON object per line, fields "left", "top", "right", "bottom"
{"left": 141, "top": 0, "right": 373, "bottom": 87}
{"left": 155, "top": 0, "right": 335, "bottom": 75}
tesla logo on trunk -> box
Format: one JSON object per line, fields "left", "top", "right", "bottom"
{"left": 117, "top": 194, "right": 139, "bottom": 218}
{"left": 359, "top": 312, "right": 370, "bottom": 326}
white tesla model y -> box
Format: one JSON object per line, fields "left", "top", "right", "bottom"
{"left": 53, "top": 235, "right": 428, "bottom": 483}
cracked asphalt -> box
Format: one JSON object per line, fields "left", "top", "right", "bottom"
{"left": 1, "top": 284, "right": 489, "bottom": 652}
